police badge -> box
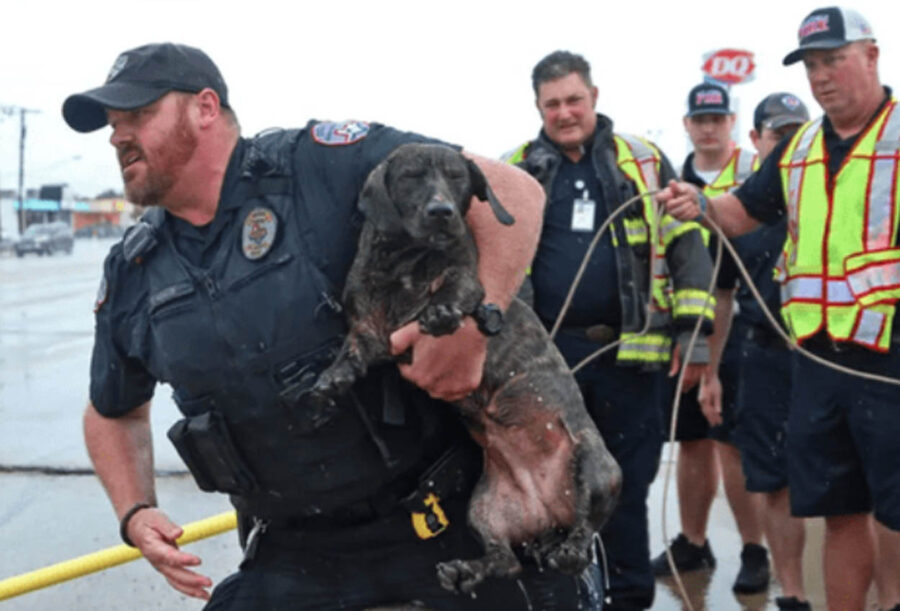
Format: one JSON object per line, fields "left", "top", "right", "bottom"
{"left": 242, "top": 207, "right": 278, "bottom": 260}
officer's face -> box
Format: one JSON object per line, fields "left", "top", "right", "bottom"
{"left": 683, "top": 113, "right": 735, "bottom": 158}
{"left": 536, "top": 73, "right": 598, "bottom": 152}
{"left": 107, "top": 93, "right": 198, "bottom": 207}
{"left": 803, "top": 42, "right": 879, "bottom": 120}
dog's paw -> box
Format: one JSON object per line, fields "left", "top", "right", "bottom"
{"left": 418, "top": 304, "right": 463, "bottom": 336}
{"left": 312, "top": 362, "right": 357, "bottom": 399}
{"left": 546, "top": 539, "right": 592, "bottom": 575}
{"left": 436, "top": 559, "right": 485, "bottom": 595}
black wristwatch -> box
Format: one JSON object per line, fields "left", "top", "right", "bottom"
{"left": 473, "top": 302, "right": 504, "bottom": 336}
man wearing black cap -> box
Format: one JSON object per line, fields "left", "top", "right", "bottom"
{"left": 67, "top": 42, "right": 603, "bottom": 609}
{"left": 658, "top": 7, "right": 900, "bottom": 610}
{"left": 653, "top": 81, "right": 770, "bottom": 596}
{"left": 723, "top": 92, "right": 811, "bottom": 611}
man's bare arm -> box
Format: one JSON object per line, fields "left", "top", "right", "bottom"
{"left": 84, "top": 401, "right": 212, "bottom": 599}
{"left": 657, "top": 180, "right": 761, "bottom": 237}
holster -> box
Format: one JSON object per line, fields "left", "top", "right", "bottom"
{"left": 167, "top": 410, "right": 258, "bottom": 495}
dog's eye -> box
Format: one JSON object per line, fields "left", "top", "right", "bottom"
{"left": 399, "top": 170, "right": 426, "bottom": 180}
{"left": 446, "top": 172, "right": 466, "bottom": 181}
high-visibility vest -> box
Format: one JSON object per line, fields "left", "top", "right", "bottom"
{"left": 615, "top": 134, "right": 715, "bottom": 363}
{"left": 776, "top": 99, "right": 900, "bottom": 352}
{"left": 702, "top": 147, "right": 758, "bottom": 198}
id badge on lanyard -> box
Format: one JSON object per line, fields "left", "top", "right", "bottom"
{"left": 571, "top": 189, "right": 595, "bottom": 232}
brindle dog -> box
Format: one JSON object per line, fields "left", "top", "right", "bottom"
{"left": 313, "top": 143, "right": 622, "bottom": 595}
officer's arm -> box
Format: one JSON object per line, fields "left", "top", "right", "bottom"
{"left": 463, "top": 152, "right": 543, "bottom": 308}
{"left": 657, "top": 181, "right": 761, "bottom": 237}
{"left": 83, "top": 401, "right": 212, "bottom": 599}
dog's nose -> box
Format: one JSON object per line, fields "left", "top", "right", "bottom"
{"left": 425, "top": 198, "right": 455, "bottom": 219}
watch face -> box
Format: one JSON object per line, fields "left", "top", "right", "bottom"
{"left": 478, "top": 304, "right": 503, "bottom": 335}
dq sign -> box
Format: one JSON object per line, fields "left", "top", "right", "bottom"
{"left": 701, "top": 49, "right": 756, "bottom": 85}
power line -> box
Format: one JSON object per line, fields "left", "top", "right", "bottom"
{"left": 0, "top": 104, "right": 42, "bottom": 235}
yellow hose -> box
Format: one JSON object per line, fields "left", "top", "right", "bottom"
{"left": 0, "top": 510, "right": 237, "bottom": 602}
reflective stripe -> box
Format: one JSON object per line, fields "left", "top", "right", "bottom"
{"left": 847, "top": 259, "right": 900, "bottom": 303}
{"left": 781, "top": 276, "right": 855, "bottom": 303}
{"left": 673, "top": 290, "right": 716, "bottom": 319}
{"left": 734, "top": 148, "right": 757, "bottom": 185}
{"left": 623, "top": 218, "right": 648, "bottom": 244}
{"left": 617, "top": 332, "right": 671, "bottom": 363}
{"left": 866, "top": 104, "right": 900, "bottom": 249}
{"left": 853, "top": 309, "right": 885, "bottom": 347}
{"left": 617, "top": 134, "right": 660, "bottom": 191}
{"left": 785, "top": 119, "right": 823, "bottom": 255}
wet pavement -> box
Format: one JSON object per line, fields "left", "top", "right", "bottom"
{"left": 0, "top": 238, "right": 862, "bottom": 609}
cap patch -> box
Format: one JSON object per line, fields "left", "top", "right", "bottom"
{"left": 107, "top": 54, "right": 129, "bottom": 82}
{"left": 782, "top": 95, "right": 801, "bottom": 109}
{"left": 799, "top": 14, "right": 830, "bottom": 39}
{"left": 312, "top": 120, "right": 370, "bottom": 146}
{"left": 696, "top": 90, "right": 724, "bottom": 106}
{"left": 242, "top": 207, "right": 278, "bottom": 260}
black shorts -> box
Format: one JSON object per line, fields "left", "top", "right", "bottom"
{"left": 734, "top": 329, "right": 792, "bottom": 492}
{"left": 788, "top": 341, "right": 900, "bottom": 530}
{"left": 661, "top": 337, "right": 741, "bottom": 444}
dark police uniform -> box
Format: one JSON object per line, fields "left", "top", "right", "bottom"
{"left": 734, "top": 88, "right": 900, "bottom": 528}
{"left": 716, "top": 217, "right": 793, "bottom": 493}
{"left": 91, "top": 121, "right": 601, "bottom": 610}
{"left": 514, "top": 114, "right": 714, "bottom": 611}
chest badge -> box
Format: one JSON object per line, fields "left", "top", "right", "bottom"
{"left": 242, "top": 207, "right": 278, "bottom": 260}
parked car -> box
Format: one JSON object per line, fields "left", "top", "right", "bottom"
{"left": 74, "top": 222, "right": 126, "bottom": 239}
{"left": 14, "top": 222, "right": 74, "bottom": 257}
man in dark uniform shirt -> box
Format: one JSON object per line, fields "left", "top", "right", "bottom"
{"left": 659, "top": 7, "right": 900, "bottom": 610}
{"left": 63, "top": 42, "right": 602, "bottom": 610}
{"left": 505, "top": 51, "right": 715, "bottom": 611}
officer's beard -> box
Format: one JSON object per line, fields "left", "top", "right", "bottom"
{"left": 124, "top": 102, "right": 198, "bottom": 208}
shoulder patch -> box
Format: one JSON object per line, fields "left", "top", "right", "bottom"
{"left": 312, "top": 120, "right": 370, "bottom": 146}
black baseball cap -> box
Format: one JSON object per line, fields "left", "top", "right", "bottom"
{"left": 685, "top": 83, "right": 733, "bottom": 118}
{"left": 783, "top": 6, "right": 875, "bottom": 66}
{"left": 753, "top": 93, "right": 810, "bottom": 132}
{"left": 62, "top": 43, "right": 229, "bottom": 133}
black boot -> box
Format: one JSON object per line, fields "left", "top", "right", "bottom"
{"left": 775, "top": 596, "right": 811, "bottom": 610}
{"left": 651, "top": 533, "right": 715, "bottom": 576}
{"left": 732, "top": 543, "right": 770, "bottom": 594}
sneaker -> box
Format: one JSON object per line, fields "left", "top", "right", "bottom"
{"left": 651, "top": 533, "right": 716, "bottom": 576}
{"left": 732, "top": 543, "right": 770, "bottom": 594}
{"left": 775, "top": 596, "right": 812, "bottom": 610}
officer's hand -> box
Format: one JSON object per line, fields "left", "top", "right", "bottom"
{"left": 390, "top": 318, "right": 487, "bottom": 402}
{"left": 698, "top": 371, "right": 723, "bottom": 427}
{"left": 656, "top": 179, "right": 702, "bottom": 222}
{"left": 126, "top": 507, "right": 212, "bottom": 600}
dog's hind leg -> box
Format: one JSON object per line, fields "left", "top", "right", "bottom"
{"left": 545, "top": 431, "right": 621, "bottom": 574}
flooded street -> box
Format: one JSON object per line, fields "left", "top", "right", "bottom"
{"left": 0, "top": 238, "right": 854, "bottom": 609}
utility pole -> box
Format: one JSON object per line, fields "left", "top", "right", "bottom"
{"left": 1, "top": 104, "right": 40, "bottom": 235}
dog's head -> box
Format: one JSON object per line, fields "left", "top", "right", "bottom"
{"left": 358, "top": 143, "right": 514, "bottom": 247}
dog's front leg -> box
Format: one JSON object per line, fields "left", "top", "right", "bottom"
{"left": 418, "top": 267, "right": 485, "bottom": 337}
{"left": 313, "top": 325, "right": 390, "bottom": 399}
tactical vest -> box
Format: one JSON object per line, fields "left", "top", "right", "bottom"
{"left": 129, "top": 129, "right": 452, "bottom": 519}
{"left": 776, "top": 99, "right": 900, "bottom": 351}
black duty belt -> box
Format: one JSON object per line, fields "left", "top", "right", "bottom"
{"left": 801, "top": 331, "right": 877, "bottom": 355}
{"left": 557, "top": 323, "right": 619, "bottom": 344}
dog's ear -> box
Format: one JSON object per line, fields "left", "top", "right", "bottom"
{"left": 465, "top": 158, "right": 515, "bottom": 226}
{"left": 358, "top": 160, "right": 403, "bottom": 233}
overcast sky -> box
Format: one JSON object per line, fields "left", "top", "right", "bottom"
{"left": 1, "top": 0, "right": 897, "bottom": 198}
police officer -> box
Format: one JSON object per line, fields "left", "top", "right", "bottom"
{"left": 658, "top": 7, "right": 900, "bottom": 610}
{"left": 64, "top": 43, "right": 602, "bottom": 609}
{"left": 505, "top": 51, "right": 715, "bottom": 611}
{"left": 653, "top": 82, "right": 770, "bottom": 595}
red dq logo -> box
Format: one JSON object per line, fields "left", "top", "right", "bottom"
{"left": 701, "top": 49, "right": 756, "bottom": 85}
